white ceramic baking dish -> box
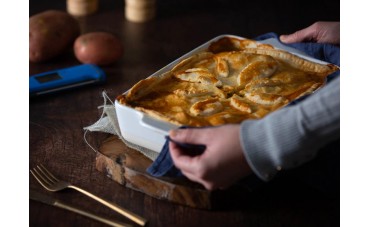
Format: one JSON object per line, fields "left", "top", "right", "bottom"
{"left": 115, "top": 34, "right": 332, "bottom": 153}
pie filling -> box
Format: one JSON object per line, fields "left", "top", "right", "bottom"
{"left": 118, "top": 37, "right": 339, "bottom": 127}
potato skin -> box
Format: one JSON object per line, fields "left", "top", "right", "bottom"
{"left": 74, "top": 32, "right": 123, "bottom": 66}
{"left": 29, "top": 10, "right": 80, "bottom": 63}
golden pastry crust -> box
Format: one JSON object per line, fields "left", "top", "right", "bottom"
{"left": 118, "top": 37, "right": 339, "bottom": 127}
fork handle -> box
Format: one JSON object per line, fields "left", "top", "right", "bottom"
{"left": 69, "top": 185, "right": 147, "bottom": 226}
{"left": 54, "top": 201, "right": 132, "bottom": 227}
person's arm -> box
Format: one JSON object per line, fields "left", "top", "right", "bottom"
{"left": 240, "top": 77, "right": 340, "bottom": 181}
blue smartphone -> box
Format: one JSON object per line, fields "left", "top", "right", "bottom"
{"left": 29, "top": 64, "right": 106, "bottom": 97}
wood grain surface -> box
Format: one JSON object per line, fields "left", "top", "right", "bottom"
{"left": 30, "top": 0, "right": 339, "bottom": 226}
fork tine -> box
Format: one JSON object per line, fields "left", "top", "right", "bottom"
{"left": 30, "top": 169, "right": 52, "bottom": 190}
{"left": 33, "top": 167, "right": 53, "bottom": 185}
{"left": 40, "top": 164, "right": 59, "bottom": 182}
{"left": 37, "top": 164, "right": 58, "bottom": 183}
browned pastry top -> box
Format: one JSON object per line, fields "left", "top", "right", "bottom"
{"left": 118, "top": 37, "right": 339, "bottom": 126}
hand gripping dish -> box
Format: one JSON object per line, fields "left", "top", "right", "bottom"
{"left": 115, "top": 35, "right": 339, "bottom": 153}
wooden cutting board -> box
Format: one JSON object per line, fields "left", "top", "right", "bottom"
{"left": 96, "top": 135, "right": 213, "bottom": 209}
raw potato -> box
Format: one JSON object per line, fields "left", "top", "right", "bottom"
{"left": 74, "top": 32, "right": 123, "bottom": 65}
{"left": 29, "top": 10, "right": 80, "bottom": 63}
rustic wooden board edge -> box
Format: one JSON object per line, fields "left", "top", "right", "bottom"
{"left": 96, "top": 136, "right": 212, "bottom": 209}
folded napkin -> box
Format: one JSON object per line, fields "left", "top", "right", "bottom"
{"left": 146, "top": 32, "right": 340, "bottom": 178}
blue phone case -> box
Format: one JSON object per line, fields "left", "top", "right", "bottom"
{"left": 29, "top": 64, "right": 106, "bottom": 96}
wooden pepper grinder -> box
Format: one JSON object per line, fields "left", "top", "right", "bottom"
{"left": 67, "top": 0, "right": 98, "bottom": 16}
{"left": 125, "top": 0, "right": 156, "bottom": 22}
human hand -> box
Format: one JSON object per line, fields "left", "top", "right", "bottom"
{"left": 280, "top": 21, "right": 340, "bottom": 45}
{"left": 168, "top": 124, "right": 252, "bottom": 190}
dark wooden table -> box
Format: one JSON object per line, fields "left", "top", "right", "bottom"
{"left": 29, "top": 0, "right": 340, "bottom": 226}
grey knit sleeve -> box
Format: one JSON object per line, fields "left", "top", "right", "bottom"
{"left": 240, "top": 77, "right": 340, "bottom": 181}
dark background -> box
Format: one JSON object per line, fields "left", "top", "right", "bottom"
{"left": 29, "top": 0, "right": 340, "bottom": 74}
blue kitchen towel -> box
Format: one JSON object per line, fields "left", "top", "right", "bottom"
{"left": 146, "top": 126, "right": 201, "bottom": 177}
{"left": 146, "top": 133, "right": 186, "bottom": 177}
{"left": 146, "top": 32, "right": 340, "bottom": 178}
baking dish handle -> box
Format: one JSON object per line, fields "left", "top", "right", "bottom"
{"left": 140, "top": 115, "right": 178, "bottom": 135}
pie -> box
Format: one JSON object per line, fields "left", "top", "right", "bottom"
{"left": 117, "top": 37, "right": 339, "bottom": 127}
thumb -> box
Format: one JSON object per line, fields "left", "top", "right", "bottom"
{"left": 280, "top": 32, "right": 302, "bottom": 43}
{"left": 280, "top": 34, "right": 294, "bottom": 43}
{"left": 280, "top": 28, "right": 312, "bottom": 43}
{"left": 169, "top": 128, "right": 207, "bottom": 145}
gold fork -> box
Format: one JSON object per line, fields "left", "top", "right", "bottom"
{"left": 30, "top": 164, "right": 147, "bottom": 226}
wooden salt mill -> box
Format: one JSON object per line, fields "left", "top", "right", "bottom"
{"left": 125, "top": 0, "right": 156, "bottom": 22}
{"left": 67, "top": 0, "right": 98, "bottom": 16}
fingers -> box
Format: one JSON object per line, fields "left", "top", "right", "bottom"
{"left": 280, "top": 28, "right": 313, "bottom": 43}
{"left": 169, "top": 128, "right": 209, "bottom": 144}
{"left": 168, "top": 127, "right": 210, "bottom": 177}
{"left": 168, "top": 135, "right": 217, "bottom": 190}
{"left": 168, "top": 125, "right": 248, "bottom": 191}
{"left": 280, "top": 23, "right": 316, "bottom": 43}
{"left": 168, "top": 138, "right": 200, "bottom": 174}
